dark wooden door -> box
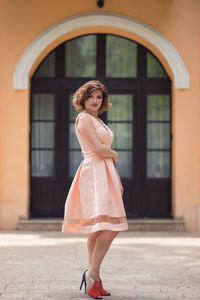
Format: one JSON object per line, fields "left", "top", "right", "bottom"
{"left": 30, "top": 34, "right": 172, "bottom": 218}
{"left": 30, "top": 88, "right": 67, "bottom": 217}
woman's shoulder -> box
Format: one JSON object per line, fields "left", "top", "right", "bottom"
{"left": 76, "top": 112, "right": 93, "bottom": 121}
{"left": 75, "top": 112, "right": 94, "bottom": 129}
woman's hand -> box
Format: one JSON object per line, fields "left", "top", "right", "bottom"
{"left": 112, "top": 150, "right": 118, "bottom": 166}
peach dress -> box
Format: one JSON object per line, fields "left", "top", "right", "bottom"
{"left": 62, "top": 112, "right": 128, "bottom": 234}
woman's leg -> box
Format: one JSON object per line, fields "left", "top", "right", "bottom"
{"left": 87, "top": 230, "right": 118, "bottom": 282}
{"left": 87, "top": 231, "right": 102, "bottom": 268}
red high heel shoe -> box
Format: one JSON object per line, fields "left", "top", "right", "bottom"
{"left": 99, "top": 279, "right": 111, "bottom": 296}
{"left": 80, "top": 270, "right": 102, "bottom": 299}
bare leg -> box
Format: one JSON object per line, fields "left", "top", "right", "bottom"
{"left": 87, "top": 231, "right": 102, "bottom": 268}
{"left": 87, "top": 230, "right": 118, "bottom": 283}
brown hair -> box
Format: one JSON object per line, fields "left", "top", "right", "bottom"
{"left": 72, "top": 80, "right": 112, "bottom": 114}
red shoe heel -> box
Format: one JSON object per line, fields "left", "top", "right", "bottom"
{"left": 87, "top": 280, "right": 103, "bottom": 299}
{"left": 80, "top": 270, "right": 102, "bottom": 299}
{"left": 99, "top": 279, "right": 111, "bottom": 296}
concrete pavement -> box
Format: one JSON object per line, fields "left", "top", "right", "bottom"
{"left": 0, "top": 230, "right": 200, "bottom": 300}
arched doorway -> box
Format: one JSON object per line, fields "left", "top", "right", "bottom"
{"left": 30, "top": 34, "right": 171, "bottom": 218}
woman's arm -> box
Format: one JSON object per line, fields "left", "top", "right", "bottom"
{"left": 77, "top": 114, "right": 118, "bottom": 164}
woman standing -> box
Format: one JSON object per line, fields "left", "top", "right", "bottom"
{"left": 62, "top": 80, "right": 128, "bottom": 299}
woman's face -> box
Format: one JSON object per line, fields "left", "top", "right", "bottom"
{"left": 84, "top": 89, "right": 103, "bottom": 113}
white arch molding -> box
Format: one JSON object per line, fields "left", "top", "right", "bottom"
{"left": 13, "top": 13, "right": 190, "bottom": 90}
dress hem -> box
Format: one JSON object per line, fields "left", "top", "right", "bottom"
{"left": 61, "top": 221, "right": 128, "bottom": 234}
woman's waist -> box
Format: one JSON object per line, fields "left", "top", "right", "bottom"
{"left": 82, "top": 150, "right": 111, "bottom": 160}
{"left": 82, "top": 151, "right": 100, "bottom": 159}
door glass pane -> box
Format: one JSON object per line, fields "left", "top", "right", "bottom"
{"left": 107, "top": 93, "right": 133, "bottom": 178}
{"left": 107, "top": 95, "right": 133, "bottom": 121}
{"left": 31, "top": 122, "right": 54, "bottom": 148}
{"left": 69, "top": 94, "right": 79, "bottom": 121}
{"left": 69, "top": 151, "right": 82, "bottom": 177}
{"left": 147, "top": 123, "right": 170, "bottom": 149}
{"left": 34, "top": 51, "right": 55, "bottom": 77}
{"left": 69, "top": 123, "right": 80, "bottom": 149}
{"left": 31, "top": 150, "right": 54, "bottom": 177}
{"left": 147, "top": 95, "right": 170, "bottom": 121}
{"left": 147, "top": 52, "right": 167, "bottom": 78}
{"left": 106, "top": 35, "right": 137, "bottom": 77}
{"left": 65, "top": 35, "right": 96, "bottom": 77}
{"left": 117, "top": 151, "right": 132, "bottom": 178}
{"left": 147, "top": 151, "right": 170, "bottom": 178}
{"left": 108, "top": 123, "right": 132, "bottom": 149}
{"left": 32, "top": 94, "right": 55, "bottom": 120}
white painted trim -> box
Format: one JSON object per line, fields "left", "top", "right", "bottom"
{"left": 13, "top": 13, "right": 189, "bottom": 90}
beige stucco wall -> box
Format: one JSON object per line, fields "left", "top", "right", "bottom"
{"left": 0, "top": 0, "right": 200, "bottom": 230}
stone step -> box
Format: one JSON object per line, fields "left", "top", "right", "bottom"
{"left": 128, "top": 218, "right": 185, "bottom": 231}
{"left": 16, "top": 217, "right": 185, "bottom": 231}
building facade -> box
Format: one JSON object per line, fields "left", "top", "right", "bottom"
{"left": 0, "top": 0, "right": 200, "bottom": 230}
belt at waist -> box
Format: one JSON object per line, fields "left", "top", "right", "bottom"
{"left": 82, "top": 151, "right": 99, "bottom": 159}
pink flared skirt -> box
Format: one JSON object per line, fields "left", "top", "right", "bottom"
{"left": 62, "top": 155, "right": 128, "bottom": 234}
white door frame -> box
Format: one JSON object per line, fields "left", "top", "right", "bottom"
{"left": 13, "top": 12, "right": 189, "bottom": 90}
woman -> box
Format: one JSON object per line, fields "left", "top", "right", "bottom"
{"left": 62, "top": 80, "right": 128, "bottom": 299}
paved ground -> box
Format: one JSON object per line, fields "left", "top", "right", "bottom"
{"left": 0, "top": 230, "right": 200, "bottom": 300}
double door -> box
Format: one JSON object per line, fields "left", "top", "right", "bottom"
{"left": 30, "top": 81, "right": 171, "bottom": 218}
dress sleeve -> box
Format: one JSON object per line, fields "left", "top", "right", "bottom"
{"left": 76, "top": 113, "right": 108, "bottom": 154}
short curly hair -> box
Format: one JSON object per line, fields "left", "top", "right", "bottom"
{"left": 72, "top": 80, "right": 112, "bottom": 114}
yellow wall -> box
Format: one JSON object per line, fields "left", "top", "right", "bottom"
{"left": 0, "top": 0, "right": 200, "bottom": 230}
